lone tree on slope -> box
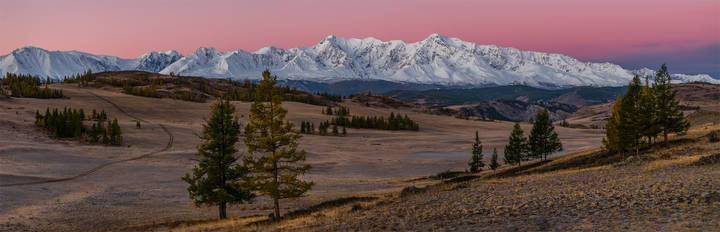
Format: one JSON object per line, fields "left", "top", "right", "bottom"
{"left": 468, "top": 131, "right": 484, "bottom": 173}
{"left": 244, "top": 70, "right": 313, "bottom": 220}
{"left": 652, "top": 64, "right": 689, "bottom": 147}
{"left": 182, "top": 99, "right": 254, "bottom": 219}
{"left": 504, "top": 122, "right": 528, "bottom": 166}
{"left": 490, "top": 147, "right": 500, "bottom": 172}
{"left": 528, "top": 110, "right": 562, "bottom": 160}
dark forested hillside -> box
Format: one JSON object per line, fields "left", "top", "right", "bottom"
{"left": 387, "top": 85, "right": 627, "bottom": 107}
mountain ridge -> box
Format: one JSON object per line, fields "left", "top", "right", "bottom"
{"left": 1, "top": 34, "right": 718, "bottom": 88}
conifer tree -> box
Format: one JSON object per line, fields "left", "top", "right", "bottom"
{"left": 136, "top": 121, "right": 141, "bottom": 129}
{"left": 468, "top": 131, "right": 484, "bottom": 173}
{"left": 243, "top": 70, "right": 313, "bottom": 220}
{"left": 639, "top": 76, "right": 660, "bottom": 144}
{"left": 652, "top": 64, "right": 689, "bottom": 146}
{"left": 619, "top": 75, "right": 644, "bottom": 155}
{"left": 342, "top": 127, "right": 347, "bottom": 136}
{"left": 504, "top": 122, "right": 528, "bottom": 166}
{"left": 100, "top": 120, "right": 109, "bottom": 144}
{"left": 332, "top": 124, "right": 339, "bottom": 136}
{"left": 110, "top": 119, "right": 122, "bottom": 145}
{"left": 528, "top": 110, "right": 562, "bottom": 160}
{"left": 603, "top": 95, "right": 624, "bottom": 153}
{"left": 182, "top": 99, "right": 254, "bottom": 219}
{"left": 489, "top": 148, "right": 500, "bottom": 172}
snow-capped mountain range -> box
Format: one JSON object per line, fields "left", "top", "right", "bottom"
{"left": 1, "top": 34, "right": 717, "bottom": 88}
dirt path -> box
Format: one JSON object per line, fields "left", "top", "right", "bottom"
{"left": 0, "top": 92, "right": 174, "bottom": 187}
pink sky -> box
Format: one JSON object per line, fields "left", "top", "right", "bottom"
{"left": 1, "top": 0, "right": 718, "bottom": 73}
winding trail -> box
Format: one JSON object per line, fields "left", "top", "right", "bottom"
{"left": 0, "top": 92, "right": 174, "bottom": 187}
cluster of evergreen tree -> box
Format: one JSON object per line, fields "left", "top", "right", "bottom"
{"left": 184, "top": 70, "right": 313, "bottom": 220}
{"left": 503, "top": 110, "right": 563, "bottom": 165}
{"left": 62, "top": 70, "right": 95, "bottom": 87}
{"left": 173, "top": 91, "right": 208, "bottom": 103}
{"left": 467, "top": 131, "right": 502, "bottom": 173}
{"left": 35, "top": 107, "right": 85, "bottom": 138}
{"left": 1, "top": 73, "right": 63, "bottom": 98}
{"left": 329, "top": 112, "right": 419, "bottom": 131}
{"left": 123, "top": 85, "right": 160, "bottom": 98}
{"left": 604, "top": 64, "right": 689, "bottom": 155}
{"left": 34, "top": 107, "right": 122, "bottom": 145}
{"left": 314, "top": 121, "right": 345, "bottom": 136}
{"left": 87, "top": 118, "right": 123, "bottom": 145}
{"left": 559, "top": 119, "right": 570, "bottom": 127}
{"left": 318, "top": 121, "right": 330, "bottom": 135}
{"left": 317, "top": 92, "right": 342, "bottom": 102}
{"left": 281, "top": 93, "right": 325, "bottom": 106}
{"left": 322, "top": 106, "right": 350, "bottom": 116}
{"left": 299, "top": 121, "right": 316, "bottom": 134}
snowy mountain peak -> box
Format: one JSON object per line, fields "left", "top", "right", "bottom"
{"left": 192, "top": 47, "right": 221, "bottom": 57}
{"left": 135, "top": 50, "right": 184, "bottom": 73}
{"left": 15, "top": 46, "right": 44, "bottom": 53}
{"left": 1, "top": 34, "right": 718, "bottom": 87}
{"left": 425, "top": 33, "right": 446, "bottom": 40}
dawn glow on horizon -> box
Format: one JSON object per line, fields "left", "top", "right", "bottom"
{"left": 1, "top": 0, "right": 718, "bottom": 75}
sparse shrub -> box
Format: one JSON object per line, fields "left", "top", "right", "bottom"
{"left": 695, "top": 153, "right": 720, "bottom": 165}
{"left": 399, "top": 186, "right": 426, "bottom": 198}
{"left": 434, "top": 170, "right": 463, "bottom": 179}
{"left": 350, "top": 204, "right": 363, "bottom": 212}
{"left": 708, "top": 130, "right": 720, "bottom": 143}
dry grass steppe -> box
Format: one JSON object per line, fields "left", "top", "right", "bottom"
{"left": 167, "top": 126, "right": 720, "bottom": 231}
{"left": 0, "top": 81, "right": 604, "bottom": 231}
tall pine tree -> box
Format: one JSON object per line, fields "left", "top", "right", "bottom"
{"left": 619, "top": 75, "right": 644, "bottom": 155}
{"left": 639, "top": 76, "right": 660, "bottom": 144}
{"left": 182, "top": 99, "right": 254, "bottom": 219}
{"left": 244, "top": 70, "right": 313, "bottom": 220}
{"left": 504, "top": 122, "right": 528, "bottom": 166}
{"left": 603, "top": 95, "right": 625, "bottom": 153}
{"left": 468, "top": 131, "right": 484, "bottom": 173}
{"left": 490, "top": 147, "right": 500, "bottom": 172}
{"left": 652, "top": 64, "right": 689, "bottom": 146}
{"left": 528, "top": 110, "right": 562, "bottom": 160}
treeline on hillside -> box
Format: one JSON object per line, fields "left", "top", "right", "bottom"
{"left": 299, "top": 121, "right": 347, "bottom": 136}
{"left": 62, "top": 69, "right": 96, "bottom": 87}
{"left": 604, "top": 64, "right": 689, "bottom": 155}
{"left": 1, "top": 73, "right": 63, "bottom": 98}
{"left": 123, "top": 84, "right": 160, "bottom": 98}
{"left": 322, "top": 105, "right": 350, "bottom": 116}
{"left": 64, "top": 71, "right": 341, "bottom": 105}
{"left": 331, "top": 112, "right": 419, "bottom": 131}
{"left": 35, "top": 107, "right": 123, "bottom": 145}
{"left": 317, "top": 92, "right": 342, "bottom": 102}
